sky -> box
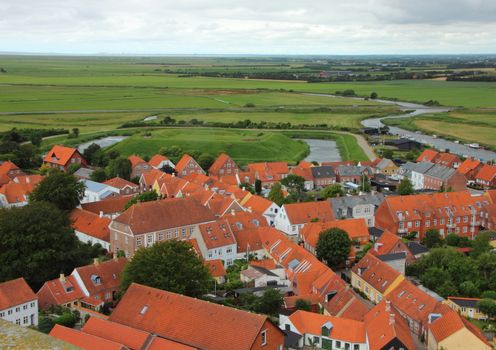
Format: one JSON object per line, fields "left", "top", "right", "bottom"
{"left": 1, "top": 0, "right": 496, "bottom": 55}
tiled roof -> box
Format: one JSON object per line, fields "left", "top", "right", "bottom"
{"left": 250, "top": 259, "right": 277, "bottom": 270}
{"left": 103, "top": 177, "right": 138, "bottom": 190}
{"left": 283, "top": 201, "right": 334, "bottom": 225}
{"left": 436, "top": 153, "right": 460, "bottom": 167}
{"left": 175, "top": 154, "right": 203, "bottom": 173}
{"left": 128, "top": 155, "right": 146, "bottom": 168}
{"left": 301, "top": 218, "right": 369, "bottom": 247}
{"left": 0, "top": 175, "right": 43, "bottom": 204}
{"left": 321, "top": 161, "right": 355, "bottom": 167}
{"left": 109, "top": 283, "right": 272, "bottom": 350}
{"left": 290, "top": 166, "right": 314, "bottom": 181}
{"left": 364, "top": 300, "right": 416, "bottom": 350}
{"left": 417, "top": 149, "right": 439, "bottom": 163}
{"left": 81, "top": 317, "right": 150, "bottom": 350}
{"left": 206, "top": 194, "right": 240, "bottom": 217}
{"left": 247, "top": 162, "right": 289, "bottom": 175}
{"left": 323, "top": 288, "right": 370, "bottom": 321}
{"left": 147, "top": 337, "right": 197, "bottom": 350}
{"left": 370, "top": 231, "right": 404, "bottom": 256}
{"left": 198, "top": 219, "right": 236, "bottom": 249}
{"left": 49, "top": 325, "right": 126, "bottom": 350}
{"left": 37, "top": 275, "right": 85, "bottom": 309}
{"left": 311, "top": 166, "right": 335, "bottom": 179}
{"left": 0, "top": 161, "right": 19, "bottom": 175}
{"left": 141, "top": 169, "right": 166, "bottom": 187}
{"left": 74, "top": 257, "right": 127, "bottom": 296}
{"left": 283, "top": 294, "right": 320, "bottom": 308}
{"left": 205, "top": 259, "right": 226, "bottom": 278}
{"left": 209, "top": 153, "right": 236, "bottom": 175}
{"left": 113, "top": 198, "right": 216, "bottom": 235}
{"left": 289, "top": 310, "right": 367, "bottom": 343}
{"left": 485, "top": 189, "right": 496, "bottom": 204}
{"left": 43, "top": 145, "right": 81, "bottom": 166}
{"left": 70, "top": 208, "right": 111, "bottom": 242}
{"left": 0, "top": 278, "right": 36, "bottom": 310}
{"left": 224, "top": 210, "right": 268, "bottom": 232}
{"left": 336, "top": 165, "right": 369, "bottom": 177}
{"left": 148, "top": 154, "right": 169, "bottom": 168}
{"left": 243, "top": 195, "right": 275, "bottom": 214}
{"left": 351, "top": 253, "right": 402, "bottom": 294}
{"left": 183, "top": 173, "right": 212, "bottom": 186}
{"left": 81, "top": 196, "right": 131, "bottom": 215}
{"left": 476, "top": 164, "right": 496, "bottom": 182}
{"left": 234, "top": 228, "right": 266, "bottom": 253}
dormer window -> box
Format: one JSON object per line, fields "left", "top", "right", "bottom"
{"left": 90, "top": 274, "right": 101, "bottom": 285}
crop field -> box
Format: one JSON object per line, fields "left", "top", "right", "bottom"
{"left": 383, "top": 109, "right": 496, "bottom": 149}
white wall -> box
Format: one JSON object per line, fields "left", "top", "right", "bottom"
{"left": 0, "top": 299, "right": 38, "bottom": 327}
{"left": 75, "top": 230, "right": 110, "bottom": 251}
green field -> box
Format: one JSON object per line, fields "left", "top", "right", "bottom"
{"left": 106, "top": 128, "right": 310, "bottom": 165}
{"left": 383, "top": 109, "right": 496, "bottom": 150}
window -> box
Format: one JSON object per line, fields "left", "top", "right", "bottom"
{"left": 0, "top": 312, "right": 4, "bottom": 317}
{"left": 433, "top": 219, "right": 437, "bottom": 226}
{"left": 354, "top": 345, "right": 360, "bottom": 350}
{"left": 426, "top": 220, "right": 430, "bottom": 227}
{"left": 182, "top": 228, "right": 187, "bottom": 237}
{"left": 124, "top": 236, "right": 129, "bottom": 244}
{"left": 226, "top": 248, "right": 232, "bottom": 254}
{"left": 147, "top": 234, "right": 153, "bottom": 244}
{"left": 8, "top": 310, "right": 12, "bottom": 315}
{"left": 15, "top": 307, "right": 20, "bottom": 312}
{"left": 226, "top": 259, "right": 233, "bottom": 266}
{"left": 415, "top": 220, "right": 420, "bottom": 227}
{"left": 261, "top": 330, "right": 267, "bottom": 346}
{"left": 23, "top": 316, "right": 28, "bottom": 324}
{"left": 336, "top": 341, "right": 341, "bottom": 348}
{"left": 158, "top": 233, "right": 164, "bottom": 241}
{"left": 208, "top": 251, "right": 213, "bottom": 258}
{"left": 440, "top": 218, "right": 445, "bottom": 225}
{"left": 136, "top": 237, "right": 143, "bottom": 246}
{"left": 15, "top": 319, "right": 20, "bottom": 325}
{"left": 23, "top": 305, "right": 27, "bottom": 310}
{"left": 167, "top": 232, "right": 172, "bottom": 239}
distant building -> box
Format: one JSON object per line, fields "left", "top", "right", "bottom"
{"left": 43, "top": 145, "right": 88, "bottom": 171}
{"left": 330, "top": 193, "right": 385, "bottom": 227}
{"left": 80, "top": 179, "right": 120, "bottom": 203}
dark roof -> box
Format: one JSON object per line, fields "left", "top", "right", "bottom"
{"left": 251, "top": 265, "right": 278, "bottom": 277}
{"left": 284, "top": 330, "right": 302, "bottom": 348}
{"left": 368, "top": 227, "right": 384, "bottom": 239}
{"left": 406, "top": 241, "right": 429, "bottom": 255}
{"left": 311, "top": 166, "right": 335, "bottom": 179}
{"left": 377, "top": 252, "right": 407, "bottom": 262}
{"left": 448, "top": 297, "right": 480, "bottom": 308}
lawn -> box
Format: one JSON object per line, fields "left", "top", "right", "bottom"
{"left": 383, "top": 109, "right": 496, "bottom": 149}
{"left": 105, "top": 128, "right": 310, "bottom": 165}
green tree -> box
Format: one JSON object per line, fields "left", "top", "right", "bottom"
{"left": 471, "top": 231, "right": 492, "bottom": 257}
{"left": 445, "top": 233, "right": 460, "bottom": 247}
{"left": 54, "top": 312, "right": 77, "bottom": 328}
{"left": 280, "top": 174, "right": 305, "bottom": 194}
{"left": 370, "top": 92, "right": 378, "bottom": 99}
{"left": 477, "top": 299, "right": 496, "bottom": 319}
{"left": 268, "top": 183, "right": 285, "bottom": 206}
{"left": 124, "top": 190, "right": 159, "bottom": 210}
{"left": 320, "top": 184, "right": 344, "bottom": 199}
{"left": 398, "top": 178, "right": 414, "bottom": 195}
{"left": 316, "top": 228, "right": 351, "bottom": 269}
{"left": 120, "top": 240, "right": 213, "bottom": 298}
{"left": 198, "top": 153, "right": 215, "bottom": 171}
{"left": 83, "top": 143, "right": 101, "bottom": 165}
{"left": 30, "top": 132, "right": 42, "bottom": 147}
{"left": 106, "top": 157, "right": 132, "bottom": 180}
{"left": 382, "top": 149, "right": 394, "bottom": 159}
{"left": 66, "top": 163, "right": 81, "bottom": 175}
{"left": 361, "top": 174, "right": 371, "bottom": 192}
{"left": 421, "top": 229, "right": 444, "bottom": 248}
{"left": 295, "top": 299, "right": 312, "bottom": 311}
{"left": 420, "top": 267, "right": 451, "bottom": 293}
{"left": 239, "top": 182, "right": 254, "bottom": 194}
{"left": 90, "top": 168, "right": 108, "bottom": 183}
{"left": 254, "top": 289, "right": 282, "bottom": 316}
{"left": 30, "top": 170, "right": 85, "bottom": 211}
{"left": 459, "top": 281, "right": 479, "bottom": 297}
{"left": 481, "top": 291, "right": 496, "bottom": 299}
{"left": 0, "top": 202, "right": 96, "bottom": 290}
{"left": 72, "top": 128, "right": 80, "bottom": 137}
{"left": 38, "top": 317, "right": 55, "bottom": 334}
{"left": 255, "top": 179, "right": 262, "bottom": 194}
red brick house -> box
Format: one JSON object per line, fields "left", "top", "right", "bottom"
{"left": 109, "top": 283, "right": 285, "bottom": 350}
{"left": 43, "top": 145, "right": 87, "bottom": 171}
{"left": 370, "top": 231, "right": 416, "bottom": 265}
{"left": 128, "top": 155, "right": 150, "bottom": 179}
{"left": 458, "top": 158, "right": 483, "bottom": 181}
{"left": 209, "top": 153, "right": 240, "bottom": 177}
{"left": 475, "top": 164, "right": 496, "bottom": 189}
{"left": 103, "top": 177, "right": 139, "bottom": 196}
{"left": 175, "top": 154, "right": 205, "bottom": 177}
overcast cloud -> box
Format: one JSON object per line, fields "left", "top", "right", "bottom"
{"left": 1, "top": 0, "right": 495, "bottom": 54}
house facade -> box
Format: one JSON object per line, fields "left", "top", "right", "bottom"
{"left": 43, "top": 145, "right": 88, "bottom": 171}
{"left": 209, "top": 153, "right": 240, "bottom": 177}
{"left": 444, "top": 297, "right": 488, "bottom": 320}
{"left": 0, "top": 278, "right": 38, "bottom": 327}
{"left": 175, "top": 154, "right": 205, "bottom": 177}
{"left": 191, "top": 219, "right": 237, "bottom": 267}
{"left": 330, "top": 193, "right": 385, "bottom": 227}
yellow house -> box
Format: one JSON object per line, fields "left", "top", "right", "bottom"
{"left": 444, "top": 297, "right": 488, "bottom": 320}
{"left": 428, "top": 310, "right": 491, "bottom": 350}
{"left": 350, "top": 252, "right": 405, "bottom": 304}
{"left": 376, "top": 158, "right": 399, "bottom": 176}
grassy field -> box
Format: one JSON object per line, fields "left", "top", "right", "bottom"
{"left": 105, "top": 128, "right": 310, "bottom": 165}
{"left": 383, "top": 109, "right": 496, "bottom": 149}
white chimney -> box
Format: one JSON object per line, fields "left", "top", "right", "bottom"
{"left": 389, "top": 313, "right": 395, "bottom": 326}
{"left": 231, "top": 209, "right": 236, "bottom": 216}
{"left": 99, "top": 211, "right": 104, "bottom": 218}
{"left": 385, "top": 299, "right": 391, "bottom": 312}
{"left": 59, "top": 273, "right": 66, "bottom": 282}
{"left": 26, "top": 177, "right": 30, "bottom": 184}
{"left": 93, "top": 258, "right": 99, "bottom": 266}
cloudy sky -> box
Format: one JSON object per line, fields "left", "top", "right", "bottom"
{"left": 1, "top": 0, "right": 495, "bottom": 55}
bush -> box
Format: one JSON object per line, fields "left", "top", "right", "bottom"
{"left": 54, "top": 312, "right": 77, "bottom": 328}
{"left": 38, "top": 317, "right": 55, "bottom": 334}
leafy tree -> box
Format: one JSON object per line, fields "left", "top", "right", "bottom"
{"left": 421, "top": 229, "right": 444, "bottom": 248}
{"left": 30, "top": 132, "right": 42, "bottom": 147}
{"left": 471, "top": 231, "right": 492, "bottom": 257}
{"left": 255, "top": 179, "right": 262, "bottom": 194}
{"left": 268, "top": 183, "right": 285, "bottom": 206}
{"left": 198, "top": 153, "right": 215, "bottom": 170}
{"left": 160, "top": 145, "right": 183, "bottom": 162}
{"left": 30, "top": 170, "right": 85, "bottom": 211}
{"left": 295, "top": 299, "right": 312, "bottom": 311}
{"left": 382, "top": 149, "right": 394, "bottom": 159}
{"left": 459, "top": 281, "right": 479, "bottom": 297}
{"left": 239, "top": 182, "right": 254, "bottom": 194}
{"left": 420, "top": 267, "right": 450, "bottom": 291}
{"left": 83, "top": 143, "right": 101, "bottom": 165}
{"left": 38, "top": 317, "right": 55, "bottom": 334}
{"left": 280, "top": 174, "right": 305, "bottom": 194}
{"left": 398, "top": 178, "right": 414, "bottom": 195}
{"left": 320, "top": 184, "right": 344, "bottom": 199}
{"left": 90, "top": 168, "right": 108, "bottom": 183}
{"left": 361, "top": 174, "right": 371, "bottom": 192}
{"left": 12, "top": 144, "right": 41, "bottom": 169}
{"left": 106, "top": 157, "right": 132, "bottom": 180}
{"left": 370, "top": 92, "right": 378, "bottom": 99}
{"left": 254, "top": 289, "right": 282, "bottom": 316}
{"left": 316, "top": 228, "right": 351, "bottom": 269}
{"left": 481, "top": 291, "right": 496, "bottom": 299}
{"left": 124, "top": 190, "right": 159, "bottom": 210}
{"left": 120, "top": 240, "right": 213, "bottom": 298}
{"left": 0, "top": 202, "right": 98, "bottom": 290}
{"left": 445, "top": 233, "right": 460, "bottom": 247}
{"left": 72, "top": 128, "right": 80, "bottom": 137}
{"left": 54, "top": 312, "right": 77, "bottom": 328}
{"left": 160, "top": 164, "right": 176, "bottom": 175}
{"left": 477, "top": 299, "right": 496, "bottom": 319}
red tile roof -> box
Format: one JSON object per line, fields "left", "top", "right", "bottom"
{"left": 289, "top": 310, "right": 367, "bottom": 343}
{"left": 49, "top": 324, "right": 126, "bottom": 350}
{"left": 81, "top": 196, "right": 131, "bottom": 215}
{"left": 175, "top": 154, "right": 203, "bottom": 173}
{"left": 205, "top": 259, "right": 226, "bottom": 278}
{"left": 243, "top": 195, "right": 275, "bottom": 214}
{"left": 148, "top": 154, "right": 169, "bottom": 168}
{"left": 206, "top": 194, "right": 240, "bottom": 217}
{"left": 0, "top": 278, "right": 36, "bottom": 310}
{"left": 486, "top": 189, "right": 496, "bottom": 204}
{"left": 81, "top": 317, "right": 150, "bottom": 350}
{"left": 128, "top": 155, "right": 146, "bottom": 168}
{"left": 417, "top": 149, "right": 439, "bottom": 163}
{"left": 198, "top": 219, "right": 236, "bottom": 249}
{"left": 290, "top": 166, "right": 313, "bottom": 181}
{"left": 476, "top": 164, "right": 496, "bottom": 182}
{"left": 113, "top": 198, "right": 216, "bottom": 235}
{"left": 458, "top": 158, "right": 481, "bottom": 175}
{"left": 301, "top": 218, "right": 369, "bottom": 247}
{"left": 0, "top": 175, "right": 43, "bottom": 204}
{"left": 250, "top": 259, "right": 277, "bottom": 270}
{"left": 183, "top": 173, "right": 212, "bottom": 186}
{"left": 234, "top": 228, "right": 266, "bottom": 253}
{"left": 247, "top": 162, "right": 289, "bottom": 175}
{"left": 73, "top": 258, "right": 127, "bottom": 297}
{"left": 109, "top": 283, "right": 275, "bottom": 350}
{"left": 209, "top": 153, "right": 237, "bottom": 175}
{"left": 224, "top": 210, "right": 268, "bottom": 232}
{"left": 37, "top": 275, "right": 85, "bottom": 309}
{"left": 283, "top": 201, "right": 335, "bottom": 225}
{"left": 148, "top": 337, "right": 197, "bottom": 350}
{"left": 283, "top": 294, "right": 320, "bottom": 308}
{"left": 43, "top": 145, "right": 82, "bottom": 167}
{"left": 321, "top": 161, "right": 355, "bottom": 167}
{"left": 435, "top": 153, "right": 460, "bottom": 167}
{"left": 351, "top": 253, "right": 402, "bottom": 294}
{"left": 70, "top": 208, "right": 111, "bottom": 242}
{"left": 370, "top": 231, "right": 404, "bottom": 255}
{"left": 140, "top": 168, "right": 166, "bottom": 187}
{"left": 103, "top": 177, "right": 138, "bottom": 190}
{"left": 0, "top": 161, "right": 20, "bottom": 177}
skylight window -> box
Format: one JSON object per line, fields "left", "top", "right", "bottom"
{"left": 140, "top": 305, "right": 148, "bottom": 315}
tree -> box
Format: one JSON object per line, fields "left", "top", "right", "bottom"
{"left": 398, "top": 178, "right": 414, "bottom": 195}
{"left": 361, "top": 174, "right": 371, "bottom": 192}
{"left": 83, "top": 143, "right": 101, "bottom": 165}
{"left": 316, "top": 228, "right": 351, "bottom": 269}
{"left": 459, "top": 281, "right": 479, "bottom": 297}
{"left": 420, "top": 267, "right": 451, "bottom": 293}
{"left": 90, "top": 168, "right": 108, "bottom": 183}
{"left": 72, "top": 128, "right": 80, "bottom": 137}
{"left": 106, "top": 157, "right": 132, "bottom": 180}
{"left": 54, "top": 312, "right": 77, "bottom": 328}
{"left": 477, "top": 299, "right": 496, "bottom": 319}
{"left": 30, "top": 170, "right": 85, "bottom": 211}
{"left": 124, "top": 190, "right": 159, "bottom": 210}
{"left": 471, "top": 231, "right": 492, "bottom": 257}
{"left": 295, "top": 299, "right": 312, "bottom": 311}
{"left": 0, "top": 202, "right": 99, "bottom": 290}
{"left": 38, "top": 317, "right": 55, "bottom": 334}
{"left": 320, "top": 184, "right": 344, "bottom": 199}
{"left": 280, "top": 174, "right": 305, "bottom": 194}
{"left": 66, "top": 163, "right": 81, "bottom": 175}
{"left": 120, "top": 240, "right": 213, "bottom": 298}
{"left": 254, "top": 289, "right": 282, "bottom": 316}
{"left": 422, "top": 229, "right": 443, "bottom": 248}
{"left": 445, "top": 233, "right": 460, "bottom": 247}
{"left": 30, "top": 132, "right": 42, "bottom": 147}
{"left": 482, "top": 291, "right": 496, "bottom": 299}
{"left": 239, "top": 182, "right": 254, "bottom": 194}
{"left": 255, "top": 179, "right": 262, "bottom": 194}
{"left": 268, "top": 183, "right": 285, "bottom": 206}
{"left": 370, "top": 92, "right": 378, "bottom": 99}
{"left": 198, "top": 153, "right": 215, "bottom": 170}
{"left": 382, "top": 149, "right": 394, "bottom": 159}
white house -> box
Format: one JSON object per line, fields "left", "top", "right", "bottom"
{"left": 192, "top": 220, "right": 238, "bottom": 267}
{"left": 148, "top": 154, "right": 175, "bottom": 170}
{"left": 243, "top": 195, "right": 280, "bottom": 226}
{"left": 240, "top": 265, "right": 287, "bottom": 288}
{"left": 80, "top": 179, "right": 120, "bottom": 204}
{"left": 330, "top": 193, "right": 385, "bottom": 227}
{"left": 70, "top": 208, "right": 111, "bottom": 251}
{"left": 0, "top": 278, "right": 38, "bottom": 327}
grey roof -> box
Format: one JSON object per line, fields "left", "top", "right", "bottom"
{"left": 377, "top": 252, "right": 407, "bottom": 262}
{"left": 337, "top": 165, "right": 370, "bottom": 177}
{"left": 251, "top": 265, "right": 278, "bottom": 277}
{"left": 330, "top": 193, "right": 385, "bottom": 218}
{"left": 406, "top": 241, "right": 429, "bottom": 255}
{"left": 448, "top": 297, "right": 479, "bottom": 308}
{"left": 284, "top": 330, "right": 303, "bottom": 348}
{"left": 368, "top": 227, "right": 384, "bottom": 239}
{"left": 73, "top": 167, "right": 94, "bottom": 179}
{"left": 311, "top": 166, "right": 335, "bottom": 179}
{"left": 376, "top": 158, "right": 394, "bottom": 170}
{"left": 424, "top": 163, "right": 457, "bottom": 180}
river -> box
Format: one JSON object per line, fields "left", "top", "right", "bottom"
{"left": 302, "top": 139, "right": 341, "bottom": 163}
{"left": 77, "top": 136, "right": 128, "bottom": 153}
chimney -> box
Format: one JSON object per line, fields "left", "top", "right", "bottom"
{"left": 99, "top": 211, "right": 104, "bottom": 218}
{"left": 389, "top": 313, "right": 395, "bottom": 326}
{"left": 385, "top": 299, "right": 391, "bottom": 312}
{"left": 26, "top": 177, "right": 30, "bottom": 184}
{"left": 247, "top": 206, "right": 252, "bottom": 213}
{"left": 231, "top": 209, "right": 236, "bottom": 216}
{"left": 93, "top": 258, "right": 99, "bottom": 266}
{"left": 59, "top": 273, "right": 66, "bottom": 282}
{"left": 242, "top": 186, "right": 246, "bottom": 191}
